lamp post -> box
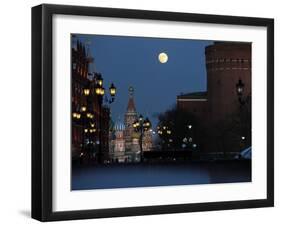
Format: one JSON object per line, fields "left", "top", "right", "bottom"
{"left": 235, "top": 78, "right": 252, "bottom": 153}
{"left": 94, "top": 73, "right": 116, "bottom": 163}
{"left": 83, "top": 80, "right": 96, "bottom": 159}
{"left": 236, "top": 79, "right": 245, "bottom": 106}
{"left": 133, "top": 115, "right": 151, "bottom": 162}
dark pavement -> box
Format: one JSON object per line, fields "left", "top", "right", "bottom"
{"left": 72, "top": 160, "right": 251, "bottom": 190}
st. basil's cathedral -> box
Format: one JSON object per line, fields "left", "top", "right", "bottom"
{"left": 109, "top": 87, "right": 153, "bottom": 162}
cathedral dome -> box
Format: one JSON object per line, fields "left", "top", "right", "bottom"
{"left": 114, "top": 120, "right": 125, "bottom": 131}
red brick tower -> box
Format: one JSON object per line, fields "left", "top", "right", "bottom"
{"left": 205, "top": 42, "right": 251, "bottom": 123}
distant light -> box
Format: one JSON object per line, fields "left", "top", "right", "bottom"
{"left": 241, "top": 136, "right": 246, "bottom": 140}
{"left": 188, "top": 125, "right": 192, "bottom": 129}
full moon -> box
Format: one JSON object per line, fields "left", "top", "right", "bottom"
{"left": 158, "top": 52, "right": 168, "bottom": 63}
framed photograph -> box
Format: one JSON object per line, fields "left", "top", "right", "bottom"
{"left": 32, "top": 4, "right": 274, "bottom": 221}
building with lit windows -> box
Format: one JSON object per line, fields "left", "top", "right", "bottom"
{"left": 71, "top": 38, "right": 110, "bottom": 164}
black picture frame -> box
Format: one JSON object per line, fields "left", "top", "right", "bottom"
{"left": 32, "top": 4, "right": 274, "bottom": 222}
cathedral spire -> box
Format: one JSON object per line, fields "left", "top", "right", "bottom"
{"left": 127, "top": 86, "right": 136, "bottom": 113}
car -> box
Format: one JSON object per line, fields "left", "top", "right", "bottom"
{"left": 235, "top": 147, "right": 251, "bottom": 160}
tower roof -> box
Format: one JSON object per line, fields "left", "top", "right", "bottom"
{"left": 126, "top": 86, "right": 137, "bottom": 113}
{"left": 127, "top": 97, "right": 136, "bottom": 112}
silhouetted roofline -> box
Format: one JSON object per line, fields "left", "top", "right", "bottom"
{"left": 177, "top": 91, "right": 207, "bottom": 99}
{"left": 206, "top": 41, "right": 251, "bottom": 52}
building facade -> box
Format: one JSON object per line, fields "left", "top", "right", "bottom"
{"left": 72, "top": 39, "right": 91, "bottom": 160}
{"left": 206, "top": 42, "right": 251, "bottom": 124}
{"left": 109, "top": 120, "right": 126, "bottom": 162}
{"left": 71, "top": 38, "right": 110, "bottom": 164}
{"left": 177, "top": 42, "right": 251, "bottom": 153}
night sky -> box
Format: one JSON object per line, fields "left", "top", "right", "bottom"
{"left": 74, "top": 34, "right": 213, "bottom": 128}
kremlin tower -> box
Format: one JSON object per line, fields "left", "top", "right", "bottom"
{"left": 124, "top": 86, "right": 139, "bottom": 152}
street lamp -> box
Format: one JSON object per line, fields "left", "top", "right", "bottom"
{"left": 109, "top": 83, "right": 116, "bottom": 97}
{"left": 81, "top": 106, "right": 87, "bottom": 112}
{"left": 72, "top": 112, "right": 78, "bottom": 119}
{"left": 95, "top": 73, "right": 103, "bottom": 87}
{"left": 133, "top": 115, "right": 151, "bottom": 162}
{"left": 86, "top": 112, "right": 94, "bottom": 119}
{"left": 94, "top": 73, "right": 117, "bottom": 163}
{"left": 236, "top": 79, "right": 245, "bottom": 105}
{"left": 95, "top": 83, "right": 104, "bottom": 163}
{"left": 83, "top": 87, "right": 90, "bottom": 96}
{"left": 95, "top": 84, "right": 105, "bottom": 96}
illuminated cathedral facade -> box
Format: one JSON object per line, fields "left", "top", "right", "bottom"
{"left": 109, "top": 87, "right": 153, "bottom": 162}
